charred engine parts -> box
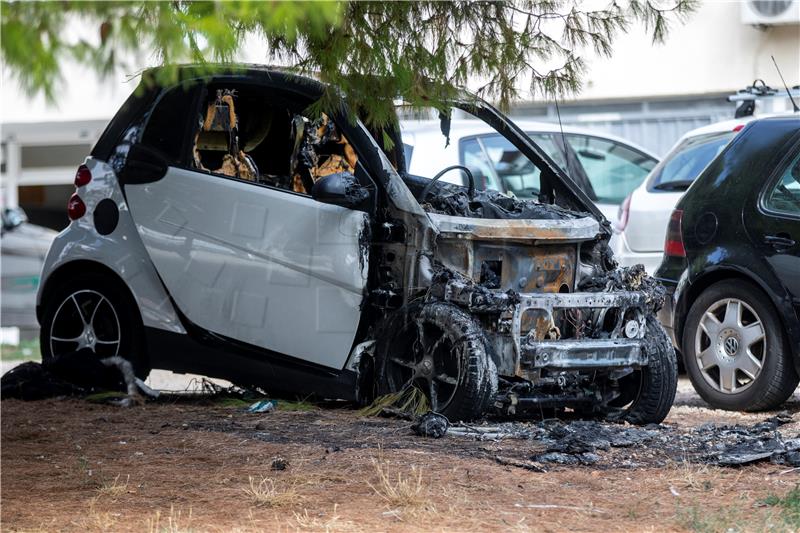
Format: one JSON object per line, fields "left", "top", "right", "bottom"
{"left": 368, "top": 175, "right": 677, "bottom": 424}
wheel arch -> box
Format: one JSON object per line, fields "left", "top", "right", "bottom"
{"left": 37, "top": 259, "right": 145, "bottom": 333}
{"left": 677, "top": 266, "right": 799, "bottom": 369}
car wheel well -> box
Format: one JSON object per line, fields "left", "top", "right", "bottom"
{"left": 678, "top": 269, "right": 772, "bottom": 351}
{"left": 38, "top": 261, "right": 143, "bottom": 329}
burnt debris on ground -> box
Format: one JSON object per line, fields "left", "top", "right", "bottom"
{"left": 443, "top": 412, "right": 800, "bottom": 469}
{"left": 154, "top": 387, "right": 800, "bottom": 472}
{"left": 0, "top": 349, "right": 156, "bottom": 406}
{"left": 5, "top": 354, "right": 797, "bottom": 472}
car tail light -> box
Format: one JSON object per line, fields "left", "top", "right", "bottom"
{"left": 732, "top": 124, "right": 745, "bottom": 132}
{"left": 67, "top": 193, "right": 86, "bottom": 220}
{"left": 664, "top": 208, "right": 685, "bottom": 257}
{"left": 615, "top": 194, "right": 632, "bottom": 231}
{"left": 74, "top": 164, "right": 92, "bottom": 187}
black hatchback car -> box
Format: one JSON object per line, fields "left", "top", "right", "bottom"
{"left": 656, "top": 116, "right": 800, "bottom": 411}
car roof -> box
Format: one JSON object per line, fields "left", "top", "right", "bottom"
{"left": 399, "top": 119, "right": 658, "bottom": 158}
{"left": 675, "top": 111, "right": 799, "bottom": 140}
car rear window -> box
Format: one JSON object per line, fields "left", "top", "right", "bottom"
{"left": 648, "top": 130, "right": 736, "bottom": 191}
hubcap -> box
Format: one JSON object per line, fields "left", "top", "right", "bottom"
{"left": 49, "top": 290, "right": 121, "bottom": 357}
{"left": 695, "top": 298, "right": 766, "bottom": 394}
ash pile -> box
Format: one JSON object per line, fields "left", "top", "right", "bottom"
{"left": 432, "top": 413, "right": 800, "bottom": 469}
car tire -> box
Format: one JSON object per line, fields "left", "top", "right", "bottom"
{"left": 40, "top": 272, "right": 150, "bottom": 379}
{"left": 375, "top": 302, "right": 497, "bottom": 422}
{"left": 606, "top": 315, "right": 678, "bottom": 425}
{"left": 682, "top": 280, "right": 798, "bottom": 411}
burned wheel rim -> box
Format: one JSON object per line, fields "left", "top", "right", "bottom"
{"left": 49, "top": 289, "right": 121, "bottom": 358}
{"left": 385, "top": 320, "right": 463, "bottom": 413}
{"left": 694, "top": 297, "right": 766, "bottom": 394}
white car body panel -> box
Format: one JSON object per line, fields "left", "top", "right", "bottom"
{"left": 38, "top": 158, "right": 186, "bottom": 333}
{"left": 124, "top": 167, "right": 369, "bottom": 369}
{"left": 621, "top": 188, "right": 685, "bottom": 255}
{"left": 614, "top": 117, "right": 756, "bottom": 273}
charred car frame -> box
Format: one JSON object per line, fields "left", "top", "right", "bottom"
{"left": 37, "top": 65, "right": 677, "bottom": 423}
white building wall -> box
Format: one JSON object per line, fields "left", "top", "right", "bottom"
{"left": 579, "top": 1, "right": 799, "bottom": 101}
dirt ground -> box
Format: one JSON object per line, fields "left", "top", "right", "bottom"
{"left": 2, "top": 378, "right": 800, "bottom": 532}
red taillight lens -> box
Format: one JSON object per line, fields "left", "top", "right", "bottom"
{"left": 67, "top": 193, "right": 86, "bottom": 220}
{"left": 732, "top": 124, "right": 745, "bottom": 132}
{"left": 664, "top": 208, "right": 685, "bottom": 257}
{"left": 75, "top": 164, "right": 92, "bottom": 187}
{"left": 615, "top": 193, "right": 632, "bottom": 231}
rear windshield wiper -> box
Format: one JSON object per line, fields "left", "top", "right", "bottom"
{"left": 652, "top": 179, "right": 695, "bottom": 191}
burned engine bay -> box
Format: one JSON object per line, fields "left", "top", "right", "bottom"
{"left": 367, "top": 166, "right": 676, "bottom": 423}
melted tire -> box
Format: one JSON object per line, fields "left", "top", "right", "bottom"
{"left": 614, "top": 315, "right": 678, "bottom": 425}
{"left": 375, "top": 302, "right": 497, "bottom": 422}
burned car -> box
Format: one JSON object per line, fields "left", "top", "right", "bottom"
{"left": 37, "top": 65, "right": 677, "bottom": 423}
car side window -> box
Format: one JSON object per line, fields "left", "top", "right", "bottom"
{"left": 566, "top": 134, "right": 656, "bottom": 204}
{"left": 140, "top": 85, "right": 198, "bottom": 165}
{"left": 765, "top": 152, "right": 800, "bottom": 217}
{"left": 459, "top": 138, "right": 503, "bottom": 192}
{"left": 190, "top": 84, "right": 359, "bottom": 196}
{"left": 474, "top": 134, "right": 542, "bottom": 198}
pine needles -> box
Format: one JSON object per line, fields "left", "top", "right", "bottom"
{"left": 359, "top": 386, "right": 430, "bottom": 418}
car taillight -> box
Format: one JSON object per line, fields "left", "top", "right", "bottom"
{"left": 664, "top": 208, "right": 685, "bottom": 257}
{"left": 67, "top": 193, "right": 86, "bottom": 220}
{"left": 732, "top": 124, "right": 745, "bottom": 132}
{"left": 615, "top": 193, "right": 632, "bottom": 231}
{"left": 75, "top": 164, "right": 92, "bottom": 187}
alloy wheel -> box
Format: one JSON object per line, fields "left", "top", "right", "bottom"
{"left": 694, "top": 297, "right": 766, "bottom": 394}
{"left": 49, "top": 289, "right": 121, "bottom": 358}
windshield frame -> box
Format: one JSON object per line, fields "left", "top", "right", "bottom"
{"left": 396, "top": 99, "right": 607, "bottom": 224}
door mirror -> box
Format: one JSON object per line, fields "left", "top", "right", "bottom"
{"left": 311, "top": 172, "right": 369, "bottom": 208}
{"left": 118, "top": 143, "right": 169, "bottom": 184}
{"left": 1, "top": 207, "right": 27, "bottom": 233}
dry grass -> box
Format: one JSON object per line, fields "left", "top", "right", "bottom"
{"left": 96, "top": 474, "right": 130, "bottom": 498}
{"left": 667, "top": 460, "right": 713, "bottom": 493}
{"left": 291, "top": 505, "right": 359, "bottom": 532}
{"left": 145, "top": 505, "right": 193, "bottom": 533}
{"left": 367, "top": 457, "right": 428, "bottom": 511}
{"left": 242, "top": 476, "right": 302, "bottom": 508}
{"left": 73, "top": 499, "right": 119, "bottom": 532}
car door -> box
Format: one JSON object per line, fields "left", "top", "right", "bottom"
{"left": 745, "top": 141, "right": 800, "bottom": 302}
{"left": 120, "top": 81, "right": 370, "bottom": 370}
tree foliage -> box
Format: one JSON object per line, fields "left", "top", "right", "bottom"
{"left": 1, "top": 0, "right": 696, "bottom": 127}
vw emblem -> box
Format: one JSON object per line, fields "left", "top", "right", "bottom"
{"left": 724, "top": 336, "right": 739, "bottom": 356}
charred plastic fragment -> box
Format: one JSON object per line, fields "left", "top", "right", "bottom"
{"left": 412, "top": 411, "right": 450, "bottom": 438}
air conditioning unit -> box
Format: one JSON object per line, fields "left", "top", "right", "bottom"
{"left": 741, "top": 0, "right": 800, "bottom": 25}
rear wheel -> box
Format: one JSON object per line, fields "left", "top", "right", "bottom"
{"left": 375, "top": 302, "right": 497, "bottom": 421}
{"left": 40, "top": 272, "right": 150, "bottom": 379}
{"left": 682, "top": 280, "right": 798, "bottom": 411}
